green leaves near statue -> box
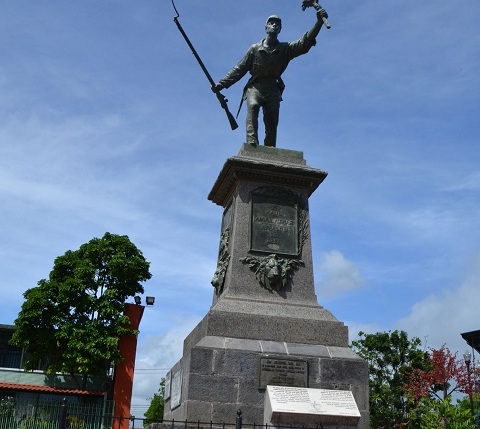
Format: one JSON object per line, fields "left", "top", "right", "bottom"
{"left": 9, "top": 232, "right": 152, "bottom": 388}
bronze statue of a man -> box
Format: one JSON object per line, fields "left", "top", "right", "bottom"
{"left": 212, "top": 6, "right": 328, "bottom": 147}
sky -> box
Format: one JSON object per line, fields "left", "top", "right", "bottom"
{"left": 0, "top": 0, "right": 479, "bottom": 419}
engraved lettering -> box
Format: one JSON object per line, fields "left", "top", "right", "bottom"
{"left": 259, "top": 358, "right": 308, "bottom": 389}
{"left": 251, "top": 194, "right": 298, "bottom": 255}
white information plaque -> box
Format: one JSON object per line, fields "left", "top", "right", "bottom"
{"left": 264, "top": 385, "right": 361, "bottom": 427}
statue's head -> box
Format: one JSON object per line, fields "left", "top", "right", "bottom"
{"left": 265, "top": 15, "right": 282, "bottom": 35}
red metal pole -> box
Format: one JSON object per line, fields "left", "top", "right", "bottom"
{"left": 112, "top": 303, "right": 145, "bottom": 429}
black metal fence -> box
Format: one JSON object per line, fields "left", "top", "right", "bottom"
{"left": 0, "top": 396, "right": 114, "bottom": 429}
{"left": 2, "top": 401, "right": 326, "bottom": 429}
{"left": 145, "top": 411, "right": 328, "bottom": 429}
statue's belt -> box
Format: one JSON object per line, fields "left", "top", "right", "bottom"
{"left": 250, "top": 76, "right": 279, "bottom": 84}
{"left": 236, "top": 76, "right": 285, "bottom": 118}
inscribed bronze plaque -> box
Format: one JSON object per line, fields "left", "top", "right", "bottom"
{"left": 251, "top": 193, "right": 298, "bottom": 255}
{"left": 259, "top": 357, "right": 308, "bottom": 389}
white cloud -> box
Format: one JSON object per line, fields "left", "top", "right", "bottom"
{"left": 131, "top": 317, "right": 201, "bottom": 415}
{"left": 395, "top": 253, "right": 480, "bottom": 352}
{"left": 443, "top": 171, "right": 480, "bottom": 192}
{"left": 316, "top": 250, "right": 364, "bottom": 298}
{"left": 345, "top": 321, "right": 385, "bottom": 345}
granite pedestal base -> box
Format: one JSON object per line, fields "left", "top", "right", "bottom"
{"left": 162, "top": 145, "right": 369, "bottom": 429}
{"left": 163, "top": 335, "right": 369, "bottom": 429}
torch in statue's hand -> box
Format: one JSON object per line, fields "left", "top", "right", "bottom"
{"left": 301, "top": 0, "right": 331, "bottom": 29}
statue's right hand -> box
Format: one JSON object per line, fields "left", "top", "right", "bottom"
{"left": 211, "top": 83, "right": 223, "bottom": 93}
{"left": 316, "top": 8, "right": 328, "bottom": 20}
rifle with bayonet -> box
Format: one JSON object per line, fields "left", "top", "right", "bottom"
{"left": 171, "top": 0, "right": 238, "bottom": 131}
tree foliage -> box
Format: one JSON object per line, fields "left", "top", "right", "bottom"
{"left": 416, "top": 396, "right": 474, "bottom": 429}
{"left": 351, "top": 330, "right": 429, "bottom": 429}
{"left": 404, "top": 345, "right": 472, "bottom": 401}
{"left": 144, "top": 378, "right": 165, "bottom": 426}
{"left": 10, "top": 232, "right": 152, "bottom": 387}
{"left": 403, "top": 345, "right": 480, "bottom": 427}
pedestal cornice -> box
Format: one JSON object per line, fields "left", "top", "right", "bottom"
{"left": 208, "top": 146, "right": 328, "bottom": 207}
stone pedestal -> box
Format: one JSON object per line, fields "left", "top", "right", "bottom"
{"left": 163, "top": 145, "right": 369, "bottom": 429}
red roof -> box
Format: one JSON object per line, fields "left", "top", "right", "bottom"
{"left": 0, "top": 381, "right": 105, "bottom": 396}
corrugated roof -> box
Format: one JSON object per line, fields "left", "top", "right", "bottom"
{"left": 0, "top": 381, "right": 105, "bottom": 396}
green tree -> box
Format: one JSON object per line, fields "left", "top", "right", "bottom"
{"left": 351, "top": 330, "right": 429, "bottom": 429}
{"left": 144, "top": 378, "right": 165, "bottom": 426}
{"left": 415, "top": 396, "right": 473, "bottom": 429}
{"left": 10, "top": 232, "right": 152, "bottom": 388}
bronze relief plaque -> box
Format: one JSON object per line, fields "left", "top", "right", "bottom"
{"left": 251, "top": 193, "right": 298, "bottom": 255}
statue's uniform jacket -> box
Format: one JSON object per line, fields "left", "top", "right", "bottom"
{"left": 219, "top": 32, "right": 316, "bottom": 90}
{"left": 219, "top": 32, "right": 317, "bottom": 146}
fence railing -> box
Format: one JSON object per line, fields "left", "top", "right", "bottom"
{"left": 1, "top": 404, "right": 331, "bottom": 429}
{"left": 145, "top": 411, "right": 331, "bottom": 429}
{"left": 0, "top": 397, "right": 114, "bottom": 429}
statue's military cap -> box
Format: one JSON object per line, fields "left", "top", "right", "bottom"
{"left": 266, "top": 15, "right": 282, "bottom": 25}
